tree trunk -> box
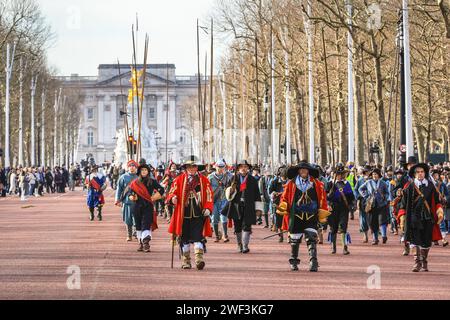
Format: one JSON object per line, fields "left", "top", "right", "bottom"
{"left": 414, "top": 126, "right": 426, "bottom": 162}
{"left": 353, "top": 46, "right": 365, "bottom": 166}
{"left": 316, "top": 86, "right": 327, "bottom": 167}
{"left": 336, "top": 33, "right": 348, "bottom": 163}
{"left": 371, "top": 35, "right": 388, "bottom": 164}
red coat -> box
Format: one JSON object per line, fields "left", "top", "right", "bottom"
{"left": 280, "top": 177, "right": 329, "bottom": 231}
{"left": 166, "top": 173, "right": 214, "bottom": 238}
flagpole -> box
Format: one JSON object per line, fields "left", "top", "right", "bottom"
{"left": 347, "top": 0, "right": 355, "bottom": 163}
{"left": 402, "top": 0, "right": 414, "bottom": 158}
{"left": 306, "top": 0, "right": 315, "bottom": 164}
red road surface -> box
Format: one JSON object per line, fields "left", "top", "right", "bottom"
{"left": 0, "top": 189, "right": 449, "bottom": 300}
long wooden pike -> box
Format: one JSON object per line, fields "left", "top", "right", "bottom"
{"left": 131, "top": 24, "right": 140, "bottom": 160}
{"left": 137, "top": 34, "right": 149, "bottom": 160}
{"left": 117, "top": 60, "right": 131, "bottom": 159}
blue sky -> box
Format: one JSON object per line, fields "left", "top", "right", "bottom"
{"left": 39, "top": 0, "right": 217, "bottom": 76}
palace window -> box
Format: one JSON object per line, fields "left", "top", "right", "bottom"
{"left": 87, "top": 130, "right": 94, "bottom": 146}
{"left": 87, "top": 107, "right": 94, "bottom": 121}
{"left": 147, "top": 96, "right": 157, "bottom": 120}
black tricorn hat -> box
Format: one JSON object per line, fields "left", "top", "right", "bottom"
{"left": 287, "top": 162, "right": 320, "bottom": 180}
{"left": 408, "top": 163, "right": 430, "bottom": 179}
{"left": 333, "top": 163, "right": 348, "bottom": 175}
{"left": 181, "top": 155, "right": 205, "bottom": 171}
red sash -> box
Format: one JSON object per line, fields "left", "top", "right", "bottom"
{"left": 130, "top": 179, "right": 153, "bottom": 203}
{"left": 240, "top": 175, "right": 248, "bottom": 192}
{"left": 90, "top": 178, "right": 102, "bottom": 191}
{"left": 130, "top": 179, "right": 159, "bottom": 231}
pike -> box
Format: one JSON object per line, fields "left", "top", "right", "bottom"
{"left": 117, "top": 60, "right": 131, "bottom": 159}
{"left": 262, "top": 230, "right": 289, "bottom": 241}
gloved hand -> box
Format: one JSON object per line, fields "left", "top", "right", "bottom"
{"left": 437, "top": 207, "right": 444, "bottom": 225}
{"left": 276, "top": 202, "right": 289, "bottom": 216}
{"left": 203, "top": 209, "right": 211, "bottom": 217}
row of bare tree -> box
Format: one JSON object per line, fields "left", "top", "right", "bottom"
{"left": 0, "top": 0, "right": 81, "bottom": 168}
{"left": 203, "top": 0, "right": 449, "bottom": 167}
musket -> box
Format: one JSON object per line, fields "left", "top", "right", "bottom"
{"left": 262, "top": 230, "right": 289, "bottom": 241}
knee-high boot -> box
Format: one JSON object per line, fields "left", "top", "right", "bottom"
{"left": 289, "top": 239, "right": 301, "bottom": 271}
{"left": 126, "top": 225, "right": 133, "bottom": 242}
{"left": 213, "top": 224, "right": 220, "bottom": 242}
{"left": 194, "top": 248, "right": 205, "bottom": 270}
{"left": 307, "top": 239, "right": 319, "bottom": 272}
{"left": 242, "top": 231, "right": 251, "bottom": 254}
{"left": 236, "top": 232, "right": 243, "bottom": 253}
{"left": 97, "top": 207, "right": 103, "bottom": 221}
{"left": 89, "top": 208, "right": 95, "bottom": 221}
{"left": 412, "top": 246, "right": 422, "bottom": 272}
{"left": 331, "top": 233, "right": 337, "bottom": 254}
{"left": 420, "top": 248, "right": 430, "bottom": 272}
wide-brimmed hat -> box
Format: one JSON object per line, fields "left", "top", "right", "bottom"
{"left": 287, "top": 162, "right": 319, "bottom": 180}
{"left": 237, "top": 159, "right": 252, "bottom": 169}
{"left": 394, "top": 167, "right": 405, "bottom": 175}
{"left": 333, "top": 163, "right": 348, "bottom": 175}
{"left": 181, "top": 155, "right": 205, "bottom": 171}
{"left": 408, "top": 163, "right": 430, "bottom": 179}
{"left": 137, "top": 164, "right": 153, "bottom": 176}
{"left": 215, "top": 158, "right": 227, "bottom": 168}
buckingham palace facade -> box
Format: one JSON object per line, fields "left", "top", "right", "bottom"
{"left": 58, "top": 64, "right": 198, "bottom": 164}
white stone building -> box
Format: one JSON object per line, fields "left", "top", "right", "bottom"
{"left": 59, "top": 64, "right": 198, "bottom": 164}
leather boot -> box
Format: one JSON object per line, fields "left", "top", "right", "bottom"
{"left": 97, "top": 207, "right": 103, "bottom": 221}
{"left": 278, "top": 229, "right": 284, "bottom": 243}
{"left": 342, "top": 233, "right": 350, "bottom": 255}
{"left": 289, "top": 239, "right": 300, "bottom": 271}
{"left": 420, "top": 248, "right": 429, "bottom": 272}
{"left": 236, "top": 232, "right": 243, "bottom": 253}
{"left": 402, "top": 243, "right": 410, "bottom": 256}
{"left": 89, "top": 208, "right": 95, "bottom": 221}
{"left": 242, "top": 231, "right": 251, "bottom": 254}
{"left": 222, "top": 223, "right": 230, "bottom": 243}
{"left": 126, "top": 225, "right": 133, "bottom": 242}
{"left": 264, "top": 213, "right": 269, "bottom": 228}
{"left": 143, "top": 236, "right": 151, "bottom": 253}
{"left": 213, "top": 225, "right": 220, "bottom": 243}
{"left": 412, "top": 247, "right": 422, "bottom": 272}
{"left": 194, "top": 248, "right": 205, "bottom": 270}
{"left": 307, "top": 239, "right": 319, "bottom": 272}
{"left": 182, "top": 251, "right": 192, "bottom": 269}
{"left": 137, "top": 240, "right": 144, "bottom": 252}
{"left": 331, "top": 233, "right": 337, "bottom": 254}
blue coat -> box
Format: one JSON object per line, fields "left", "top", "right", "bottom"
{"left": 115, "top": 173, "right": 137, "bottom": 226}
{"left": 358, "top": 179, "right": 390, "bottom": 209}
{"left": 86, "top": 175, "right": 106, "bottom": 208}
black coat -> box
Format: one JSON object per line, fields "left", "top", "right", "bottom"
{"left": 228, "top": 174, "right": 262, "bottom": 226}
